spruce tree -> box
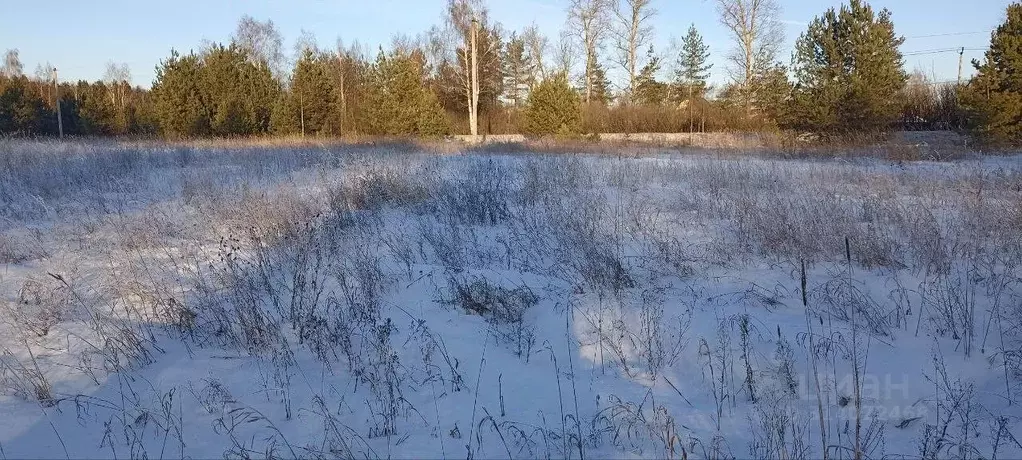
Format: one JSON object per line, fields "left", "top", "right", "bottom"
{"left": 963, "top": 2, "right": 1022, "bottom": 145}
{"left": 523, "top": 72, "right": 581, "bottom": 135}
{"left": 790, "top": 0, "right": 907, "bottom": 134}
{"left": 586, "top": 60, "right": 614, "bottom": 106}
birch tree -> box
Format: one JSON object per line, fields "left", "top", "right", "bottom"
{"left": 2, "top": 49, "right": 23, "bottom": 77}
{"left": 553, "top": 30, "right": 578, "bottom": 79}
{"left": 567, "top": 0, "right": 613, "bottom": 103}
{"left": 521, "top": 24, "right": 548, "bottom": 85}
{"left": 443, "top": 0, "right": 503, "bottom": 135}
{"left": 232, "top": 16, "right": 285, "bottom": 80}
{"left": 103, "top": 62, "right": 131, "bottom": 109}
{"left": 612, "top": 0, "right": 657, "bottom": 101}
{"left": 716, "top": 0, "right": 783, "bottom": 92}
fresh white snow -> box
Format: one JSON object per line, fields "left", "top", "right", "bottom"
{"left": 1, "top": 141, "right": 1020, "bottom": 459}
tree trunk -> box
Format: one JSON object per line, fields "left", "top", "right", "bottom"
{"left": 338, "top": 55, "right": 347, "bottom": 134}
{"left": 470, "top": 18, "right": 479, "bottom": 137}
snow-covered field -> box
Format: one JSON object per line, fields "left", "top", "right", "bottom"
{"left": 1, "top": 140, "right": 1021, "bottom": 459}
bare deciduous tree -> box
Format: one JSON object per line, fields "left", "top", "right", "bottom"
{"left": 612, "top": 0, "right": 657, "bottom": 101}
{"left": 103, "top": 62, "right": 131, "bottom": 109}
{"left": 521, "top": 23, "right": 548, "bottom": 85}
{"left": 443, "top": 0, "right": 502, "bottom": 136}
{"left": 716, "top": 0, "right": 783, "bottom": 88}
{"left": 422, "top": 26, "right": 449, "bottom": 73}
{"left": 294, "top": 29, "right": 320, "bottom": 57}
{"left": 34, "top": 62, "right": 54, "bottom": 102}
{"left": 232, "top": 15, "right": 285, "bottom": 79}
{"left": 2, "top": 49, "right": 23, "bottom": 77}
{"left": 34, "top": 63, "right": 52, "bottom": 83}
{"left": 567, "top": 0, "right": 613, "bottom": 103}
{"left": 553, "top": 30, "right": 578, "bottom": 79}
{"left": 389, "top": 33, "right": 421, "bottom": 57}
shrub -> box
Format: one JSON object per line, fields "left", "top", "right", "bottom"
{"left": 522, "top": 73, "right": 582, "bottom": 136}
{"left": 448, "top": 277, "right": 538, "bottom": 358}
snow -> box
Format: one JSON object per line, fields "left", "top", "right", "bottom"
{"left": 0, "top": 141, "right": 1021, "bottom": 459}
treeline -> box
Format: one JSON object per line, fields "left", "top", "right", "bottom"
{"left": 0, "top": 57, "right": 158, "bottom": 136}
{"left": 151, "top": 44, "right": 449, "bottom": 137}
{"left": 2, "top": 0, "right": 1021, "bottom": 145}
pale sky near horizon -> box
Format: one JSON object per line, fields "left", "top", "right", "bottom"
{"left": 0, "top": 0, "right": 1009, "bottom": 90}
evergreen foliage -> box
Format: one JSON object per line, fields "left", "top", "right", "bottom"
{"left": 633, "top": 46, "right": 669, "bottom": 105}
{"left": 0, "top": 77, "right": 51, "bottom": 135}
{"left": 672, "top": 24, "right": 712, "bottom": 104}
{"left": 152, "top": 51, "right": 210, "bottom": 136}
{"left": 4, "top": 2, "right": 1014, "bottom": 141}
{"left": 790, "top": 0, "right": 907, "bottom": 133}
{"left": 365, "top": 50, "right": 450, "bottom": 136}
{"left": 523, "top": 73, "right": 581, "bottom": 135}
{"left": 962, "top": 2, "right": 1022, "bottom": 145}
{"left": 584, "top": 60, "right": 614, "bottom": 106}
{"left": 270, "top": 49, "right": 335, "bottom": 135}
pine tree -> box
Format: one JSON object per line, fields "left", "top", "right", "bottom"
{"left": 523, "top": 72, "right": 581, "bottom": 135}
{"left": 365, "top": 49, "right": 449, "bottom": 135}
{"left": 0, "top": 76, "right": 52, "bottom": 135}
{"left": 241, "top": 53, "right": 280, "bottom": 134}
{"left": 75, "top": 80, "right": 118, "bottom": 135}
{"left": 634, "top": 46, "right": 669, "bottom": 105}
{"left": 152, "top": 50, "right": 209, "bottom": 136}
{"left": 790, "top": 0, "right": 907, "bottom": 133}
{"left": 749, "top": 64, "right": 791, "bottom": 126}
{"left": 202, "top": 44, "right": 255, "bottom": 135}
{"left": 269, "top": 93, "right": 296, "bottom": 135}
{"left": 673, "top": 24, "right": 712, "bottom": 104}
{"left": 289, "top": 49, "right": 336, "bottom": 135}
{"left": 962, "top": 2, "right": 1022, "bottom": 145}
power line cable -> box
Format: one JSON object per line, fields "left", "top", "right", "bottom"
{"left": 904, "top": 31, "right": 991, "bottom": 39}
{"left": 903, "top": 47, "right": 986, "bottom": 56}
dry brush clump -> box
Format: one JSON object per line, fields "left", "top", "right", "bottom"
{"left": 446, "top": 276, "right": 539, "bottom": 360}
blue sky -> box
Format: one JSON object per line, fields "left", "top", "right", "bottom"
{"left": 0, "top": 0, "right": 1007, "bottom": 89}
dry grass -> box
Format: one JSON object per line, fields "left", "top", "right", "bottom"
{"left": 0, "top": 139, "right": 1018, "bottom": 458}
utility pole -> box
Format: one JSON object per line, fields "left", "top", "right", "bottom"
{"left": 52, "top": 67, "right": 63, "bottom": 139}
{"left": 957, "top": 47, "right": 965, "bottom": 85}
{"left": 470, "top": 16, "right": 480, "bottom": 138}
